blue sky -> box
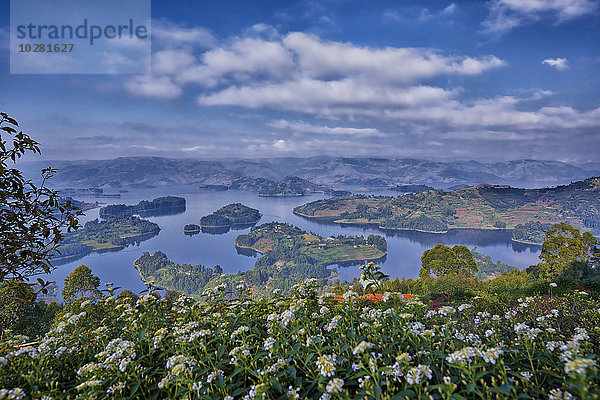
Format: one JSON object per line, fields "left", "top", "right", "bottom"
{"left": 1, "top": 0, "right": 599, "bottom": 164}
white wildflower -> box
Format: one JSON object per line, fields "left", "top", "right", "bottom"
{"left": 326, "top": 378, "right": 344, "bottom": 394}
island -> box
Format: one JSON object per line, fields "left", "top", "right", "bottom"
{"left": 293, "top": 177, "right": 600, "bottom": 244}
{"left": 199, "top": 203, "right": 262, "bottom": 229}
{"left": 183, "top": 224, "right": 201, "bottom": 236}
{"left": 389, "top": 184, "right": 434, "bottom": 193}
{"left": 133, "top": 222, "right": 387, "bottom": 297}
{"left": 54, "top": 216, "right": 161, "bottom": 264}
{"left": 99, "top": 196, "right": 186, "bottom": 218}
{"left": 229, "top": 176, "right": 326, "bottom": 196}
{"left": 199, "top": 184, "right": 228, "bottom": 191}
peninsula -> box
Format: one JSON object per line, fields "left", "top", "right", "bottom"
{"left": 293, "top": 177, "right": 600, "bottom": 244}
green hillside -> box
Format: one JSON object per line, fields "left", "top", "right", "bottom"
{"left": 294, "top": 177, "right": 600, "bottom": 243}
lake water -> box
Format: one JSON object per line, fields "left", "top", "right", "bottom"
{"left": 47, "top": 186, "right": 541, "bottom": 297}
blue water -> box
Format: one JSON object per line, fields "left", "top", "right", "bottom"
{"left": 47, "top": 186, "right": 541, "bottom": 297}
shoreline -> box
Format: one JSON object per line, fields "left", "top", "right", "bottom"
{"left": 293, "top": 210, "right": 531, "bottom": 236}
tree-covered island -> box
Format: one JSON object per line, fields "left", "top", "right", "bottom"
{"left": 134, "top": 222, "right": 387, "bottom": 297}
{"left": 53, "top": 216, "right": 160, "bottom": 263}
{"left": 99, "top": 196, "right": 186, "bottom": 218}
{"left": 199, "top": 203, "right": 262, "bottom": 228}
{"left": 294, "top": 177, "right": 600, "bottom": 244}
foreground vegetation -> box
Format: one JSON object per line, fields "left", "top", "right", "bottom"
{"left": 1, "top": 277, "right": 599, "bottom": 399}
{"left": 293, "top": 178, "right": 600, "bottom": 243}
{"left": 2, "top": 221, "right": 599, "bottom": 399}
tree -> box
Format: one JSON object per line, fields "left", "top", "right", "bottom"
{"left": 419, "top": 244, "right": 478, "bottom": 279}
{"left": 62, "top": 264, "right": 102, "bottom": 304}
{"left": 0, "top": 112, "right": 81, "bottom": 290}
{"left": 538, "top": 222, "right": 597, "bottom": 279}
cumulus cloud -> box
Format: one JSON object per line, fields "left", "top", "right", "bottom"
{"left": 198, "top": 80, "right": 455, "bottom": 114}
{"left": 124, "top": 21, "right": 600, "bottom": 137}
{"left": 125, "top": 76, "right": 183, "bottom": 99}
{"left": 483, "top": 0, "right": 597, "bottom": 34}
{"left": 542, "top": 57, "right": 569, "bottom": 70}
{"left": 153, "top": 50, "right": 197, "bottom": 74}
{"left": 282, "top": 32, "right": 504, "bottom": 84}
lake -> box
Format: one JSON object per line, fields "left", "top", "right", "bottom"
{"left": 47, "top": 186, "right": 541, "bottom": 297}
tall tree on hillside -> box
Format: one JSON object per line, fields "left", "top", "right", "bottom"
{"left": 62, "top": 264, "right": 102, "bottom": 304}
{"left": 419, "top": 244, "right": 478, "bottom": 279}
{"left": 538, "top": 222, "right": 597, "bottom": 279}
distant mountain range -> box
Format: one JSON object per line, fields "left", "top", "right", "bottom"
{"left": 21, "top": 156, "right": 600, "bottom": 189}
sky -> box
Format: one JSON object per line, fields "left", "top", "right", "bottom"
{"left": 1, "top": 0, "right": 599, "bottom": 164}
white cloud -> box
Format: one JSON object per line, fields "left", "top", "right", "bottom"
{"left": 384, "top": 3, "right": 458, "bottom": 23}
{"left": 542, "top": 57, "right": 569, "bottom": 70}
{"left": 123, "top": 22, "right": 600, "bottom": 136}
{"left": 443, "top": 3, "right": 458, "bottom": 14}
{"left": 197, "top": 79, "right": 455, "bottom": 115}
{"left": 483, "top": 0, "right": 597, "bottom": 34}
{"left": 129, "top": 22, "right": 505, "bottom": 99}
{"left": 282, "top": 32, "right": 504, "bottom": 84}
{"left": 267, "top": 120, "right": 386, "bottom": 137}
{"left": 125, "top": 76, "right": 183, "bottom": 99}
{"left": 153, "top": 20, "right": 215, "bottom": 47}
{"left": 153, "top": 50, "right": 197, "bottom": 75}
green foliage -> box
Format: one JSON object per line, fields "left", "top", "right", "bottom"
{"left": 135, "top": 223, "right": 386, "bottom": 298}
{"left": 512, "top": 221, "right": 553, "bottom": 244}
{"left": 294, "top": 179, "right": 600, "bottom": 235}
{"left": 419, "top": 244, "right": 478, "bottom": 279}
{"left": 0, "top": 281, "right": 60, "bottom": 338}
{"left": 0, "top": 112, "right": 81, "bottom": 287}
{"left": 100, "top": 196, "right": 186, "bottom": 218}
{"left": 367, "top": 234, "right": 387, "bottom": 252}
{"left": 538, "top": 222, "right": 597, "bottom": 279}
{"left": 183, "top": 224, "right": 200, "bottom": 232}
{"left": 471, "top": 249, "right": 517, "bottom": 280}
{"left": 55, "top": 216, "right": 160, "bottom": 261}
{"left": 428, "top": 274, "right": 478, "bottom": 299}
{"left": 134, "top": 251, "right": 220, "bottom": 295}
{"left": 359, "top": 262, "right": 389, "bottom": 293}
{"left": 1, "top": 286, "right": 599, "bottom": 399}
{"left": 62, "top": 264, "right": 102, "bottom": 305}
{"left": 199, "top": 203, "right": 261, "bottom": 227}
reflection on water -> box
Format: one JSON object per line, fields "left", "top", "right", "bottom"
{"left": 201, "top": 226, "right": 231, "bottom": 235}
{"left": 235, "top": 246, "right": 260, "bottom": 258}
{"left": 137, "top": 206, "right": 186, "bottom": 218}
{"left": 47, "top": 186, "right": 542, "bottom": 299}
{"left": 200, "top": 222, "right": 259, "bottom": 235}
